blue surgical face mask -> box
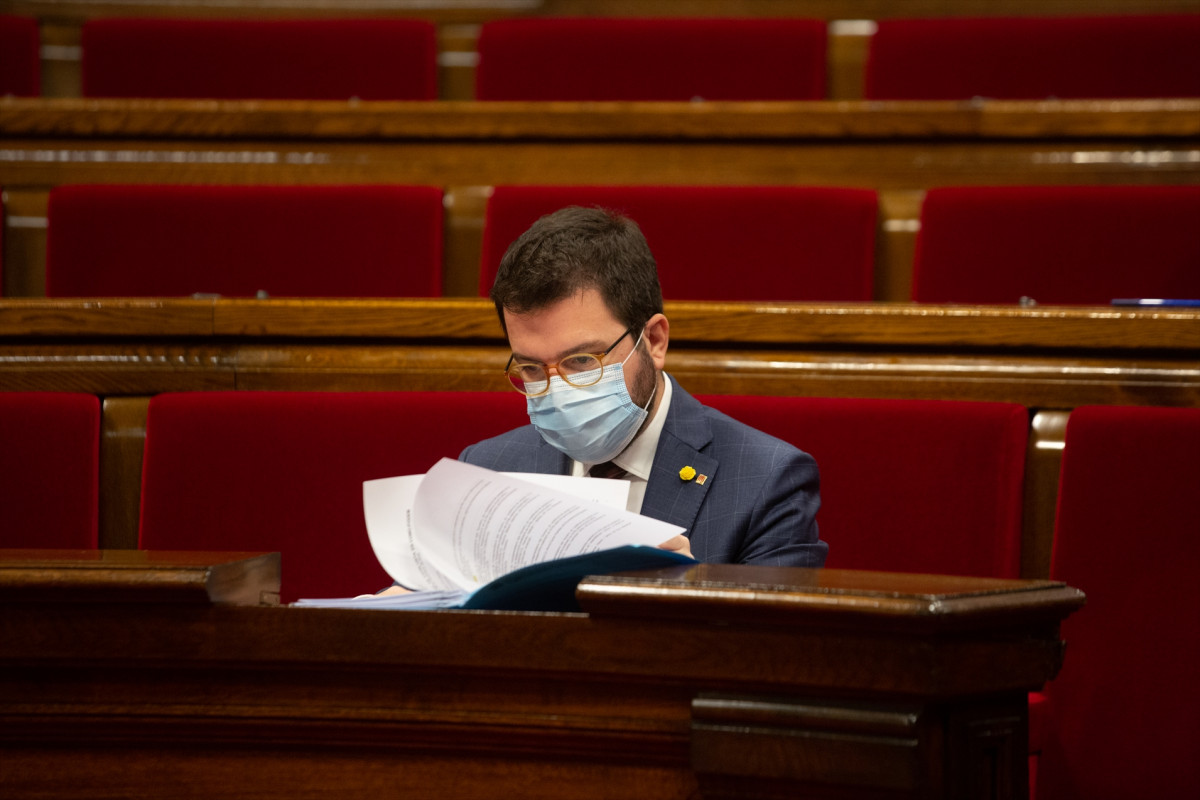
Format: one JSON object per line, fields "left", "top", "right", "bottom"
{"left": 526, "top": 332, "right": 656, "bottom": 464}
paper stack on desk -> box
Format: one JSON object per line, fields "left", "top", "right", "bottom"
{"left": 293, "top": 457, "right": 692, "bottom": 611}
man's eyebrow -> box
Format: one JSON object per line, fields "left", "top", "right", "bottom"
{"left": 511, "top": 339, "right": 610, "bottom": 363}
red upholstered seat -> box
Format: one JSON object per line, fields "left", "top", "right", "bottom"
{"left": 0, "top": 393, "right": 100, "bottom": 549}
{"left": 1036, "top": 406, "right": 1200, "bottom": 799}
{"left": 0, "top": 14, "right": 40, "bottom": 97}
{"left": 81, "top": 18, "right": 437, "bottom": 100}
{"left": 696, "top": 396, "right": 1028, "bottom": 578}
{"left": 865, "top": 15, "right": 1200, "bottom": 100}
{"left": 480, "top": 186, "right": 878, "bottom": 301}
{"left": 476, "top": 17, "right": 827, "bottom": 100}
{"left": 46, "top": 184, "right": 443, "bottom": 298}
{"left": 912, "top": 185, "right": 1200, "bottom": 305}
{"left": 138, "top": 391, "right": 530, "bottom": 603}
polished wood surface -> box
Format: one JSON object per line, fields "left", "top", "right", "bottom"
{"left": 0, "top": 551, "right": 1084, "bottom": 799}
{"left": 4, "top": 97, "right": 1198, "bottom": 139}
{"left": 3, "top": 298, "right": 1197, "bottom": 408}
{"left": 0, "top": 548, "right": 280, "bottom": 604}
{"left": 5, "top": 296, "right": 1199, "bottom": 348}
{"left": 2, "top": 99, "right": 1195, "bottom": 189}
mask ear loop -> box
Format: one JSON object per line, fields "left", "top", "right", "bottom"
{"left": 618, "top": 327, "right": 647, "bottom": 368}
{"left": 621, "top": 327, "right": 656, "bottom": 413}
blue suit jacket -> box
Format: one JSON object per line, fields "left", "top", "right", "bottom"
{"left": 459, "top": 380, "right": 827, "bottom": 567}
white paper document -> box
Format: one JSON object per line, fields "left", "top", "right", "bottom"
{"left": 293, "top": 458, "right": 688, "bottom": 609}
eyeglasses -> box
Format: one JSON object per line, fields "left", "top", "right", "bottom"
{"left": 504, "top": 328, "right": 635, "bottom": 397}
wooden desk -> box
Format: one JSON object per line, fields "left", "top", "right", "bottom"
{"left": 3, "top": 99, "right": 1194, "bottom": 188}
{"left": 0, "top": 550, "right": 1084, "bottom": 799}
{"left": 3, "top": 297, "right": 1197, "bottom": 406}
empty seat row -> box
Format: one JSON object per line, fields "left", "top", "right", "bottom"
{"left": 4, "top": 14, "right": 1199, "bottom": 100}
{"left": 2, "top": 391, "right": 1195, "bottom": 796}
{"left": 20, "top": 183, "right": 1200, "bottom": 304}
{"left": 43, "top": 184, "right": 445, "bottom": 298}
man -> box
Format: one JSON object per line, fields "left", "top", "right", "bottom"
{"left": 461, "top": 205, "right": 826, "bottom": 567}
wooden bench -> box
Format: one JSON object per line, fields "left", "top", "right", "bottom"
{"left": 0, "top": 549, "right": 1085, "bottom": 800}
{"left": 2, "top": 296, "right": 1197, "bottom": 577}
{"left": 4, "top": 98, "right": 1198, "bottom": 299}
{"left": 12, "top": 0, "right": 1196, "bottom": 100}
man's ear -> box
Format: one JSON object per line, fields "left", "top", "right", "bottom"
{"left": 644, "top": 313, "right": 670, "bottom": 370}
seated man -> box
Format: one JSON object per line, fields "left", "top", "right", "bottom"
{"left": 462, "top": 205, "right": 827, "bottom": 567}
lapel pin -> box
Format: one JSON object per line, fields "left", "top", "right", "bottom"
{"left": 696, "top": 474, "right": 708, "bottom": 485}
{"left": 679, "top": 465, "right": 697, "bottom": 482}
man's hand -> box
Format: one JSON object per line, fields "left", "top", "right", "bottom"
{"left": 359, "top": 584, "right": 412, "bottom": 598}
{"left": 658, "top": 534, "right": 693, "bottom": 560}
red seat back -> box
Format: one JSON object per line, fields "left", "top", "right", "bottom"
{"left": 0, "top": 14, "right": 40, "bottom": 97}
{"left": 698, "top": 395, "right": 1028, "bottom": 578}
{"left": 866, "top": 15, "right": 1200, "bottom": 100}
{"left": 81, "top": 18, "right": 437, "bottom": 100}
{"left": 912, "top": 185, "right": 1200, "bottom": 305}
{"left": 1038, "top": 406, "right": 1200, "bottom": 798}
{"left": 480, "top": 186, "right": 878, "bottom": 301}
{"left": 476, "top": 17, "right": 827, "bottom": 100}
{"left": 138, "top": 391, "right": 530, "bottom": 603}
{"left": 46, "top": 184, "right": 444, "bottom": 298}
{"left": 0, "top": 393, "right": 100, "bottom": 549}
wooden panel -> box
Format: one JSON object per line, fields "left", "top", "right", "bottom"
{"left": 2, "top": 127, "right": 1193, "bottom": 193}
{"left": 0, "top": 549, "right": 280, "bottom": 605}
{"left": 8, "top": 297, "right": 1198, "bottom": 350}
{"left": 5, "top": 98, "right": 1197, "bottom": 140}
{"left": 443, "top": 184, "right": 492, "bottom": 296}
{"left": 1021, "top": 411, "right": 1069, "bottom": 580}
{"left": 99, "top": 395, "right": 149, "bottom": 550}
{"left": 0, "top": 551, "right": 1084, "bottom": 799}
{"left": 876, "top": 188, "right": 923, "bottom": 302}
{"left": 3, "top": 299, "right": 1197, "bottom": 405}
{"left": 1, "top": 188, "right": 49, "bottom": 298}
{"left": 0, "top": 343, "right": 239, "bottom": 393}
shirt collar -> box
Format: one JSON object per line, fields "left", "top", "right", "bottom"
{"left": 575, "top": 373, "right": 672, "bottom": 481}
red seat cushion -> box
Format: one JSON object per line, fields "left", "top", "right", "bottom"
{"left": 866, "top": 15, "right": 1200, "bottom": 100}
{"left": 1037, "top": 406, "right": 1200, "bottom": 798}
{"left": 912, "top": 185, "right": 1200, "bottom": 305}
{"left": 480, "top": 185, "right": 877, "bottom": 301}
{"left": 139, "top": 391, "right": 530, "bottom": 603}
{"left": 697, "top": 396, "right": 1028, "bottom": 578}
{"left": 82, "top": 18, "right": 437, "bottom": 100}
{"left": 476, "top": 17, "right": 827, "bottom": 101}
{"left": 46, "top": 184, "right": 443, "bottom": 298}
{"left": 0, "top": 14, "right": 40, "bottom": 97}
{"left": 0, "top": 393, "right": 100, "bottom": 549}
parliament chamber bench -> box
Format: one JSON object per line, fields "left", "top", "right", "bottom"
{"left": 2, "top": 98, "right": 1198, "bottom": 300}
{"left": 2, "top": 296, "right": 1197, "bottom": 583}
{"left": 0, "top": 549, "right": 1086, "bottom": 800}
{"left": 3, "top": 402, "right": 1195, "bottom": 796}
{"left": 9, "top": 0, "right": 1197, "bottom": 101}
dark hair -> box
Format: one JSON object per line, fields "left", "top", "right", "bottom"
{"left": 489, "top": 205, "right": 663, "bottom": 334}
